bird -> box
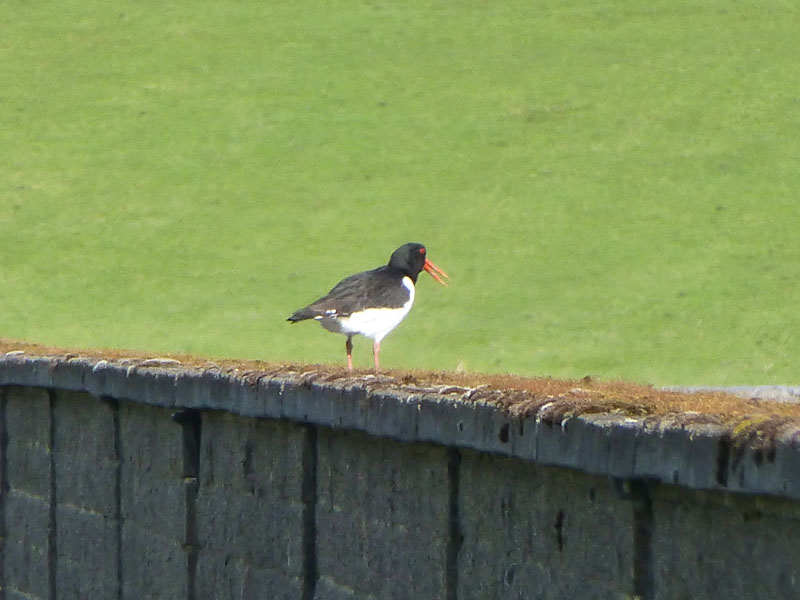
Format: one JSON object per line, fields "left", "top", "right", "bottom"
{"left": 287, "top": 242, "right": 449, "bottom": 372}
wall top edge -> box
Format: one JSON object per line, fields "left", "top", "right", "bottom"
{"left": 2, "top": 348, "right": 800, "bottom": 500}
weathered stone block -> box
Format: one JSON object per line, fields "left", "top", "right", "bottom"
{"left": 651, "top": 486, "right": 800, "bottom": 599}
{"left": 119, "top": 401, "right": 186, "bottom": 540}
{"left": 55, "top": 504, "right": 118, "bottom": 600}
{"left": 5, "top": 387, "right": 51, "bottom": 499}
{"left": 458, "top": 451, "right": 634, "bottom": 600}
{"left": 195, "top": 549, "right": 301, "bottom": 600}
{"left": 4, "top": 491, "right": 50, "bottom": 600}
{"left": 315, "top": 428, "right": 450, "bottom": 600}
{"left": 194, "top": 412, "right": 308, "bottom": 599}
{"left": 53, "top": 391, "right": 117, "bottom": 514}
{"left": 3, "top": 387, "right": 52, "bottom": 600}
{"left": 52, "top": 391, "right": 120, "bottom": 599}
{"left": 120, "top": 522, "right": 188, "bottom": 600}
{"left": 118, "top": 401, "right": 189, "bottom": 598}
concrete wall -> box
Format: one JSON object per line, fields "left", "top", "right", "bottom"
{"left": 1, "top": 354, "right": 800, "bottom": 599}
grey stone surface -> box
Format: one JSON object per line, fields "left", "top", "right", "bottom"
{"left": 219, "top": 375, "right": 263, "bottom": 418}
{"left": 458, "top": 450, "right": 634, "bottom": 600}
{"left": 534, "top": 415, "right": 584, "bottom": 469}
{"left": 176, "top": 369, "right": 235, "bottom": 410}
{"left": 651, "top": 485, "right": 800, "bottom": 599}
{"left": 722, "top": 421, "right": 800, "bottom": 500}
{"left": 6, "top": 591, "right": 46, "bottom": 600}
{"left": 3, "top": 355, "right": 800, "bottom": 501}
{"left": 87, "top": 360, "right": 180, "bottom": 408}
{"left": 194, "top": 412, "right": 308, "bottom": 599}
{"left": 55, "top": 504, "right": 119, "bottom": 600}
{"left": 118, "top": 401, "right": 189, "bottom": 599}
{"left": 195, "top": 551, "right": 301, "bottom": 600}
{"left": 0, "top": 388, "right": 5, "bottom": 593}
{"left": 120, "top": 523, "right": 188, "bottom": 600}
{"left": 53, "top": 391, "right": 118, "bottom": 514}
{"left": 417, "top": 395, "right": 515, "bottom": 457}
{"left": 53, "top": 391, "right": 120, "bottom": 599}
{"left": 4, "top": 355, "right": 800, "bottom": 600}
{"left": 274, "top": 376, "right": 372, "bottom": 432}
{"left": 315, "top": 428, "right": 450, "bottom": 600}
{"left": 629, "top": 417, "right": 727, "bottom": 490}
{"left": 4, "top": 492, "right": 50, "bottom": 600}
{"left": 5, "top": 387, "right": 52, "bottom": 499}
{"left": 119, "top": 402, "right": 186, "bottom": 541}
{"left": 0, "top": 356, "right": 53, "bottom": 388}
{"left": 3, "top": 387, "right": 52, "bottom": 600}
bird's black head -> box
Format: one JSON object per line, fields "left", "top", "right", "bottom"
{"left": 388, "top": 243, "right": 426, "bottom": 277}
{"left": 388, "top": 243, "right": 449, "bottom": 285}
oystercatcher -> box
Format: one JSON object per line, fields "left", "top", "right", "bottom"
{"left": 287, "top": 242, "right": 449, "bottom": 372}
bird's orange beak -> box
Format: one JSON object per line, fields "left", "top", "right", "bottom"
{"left": 423, "top": 258, "right": 450, "bottom": 286}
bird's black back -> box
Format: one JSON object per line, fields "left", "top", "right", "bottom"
{"left": 287, "top": 265, "right": 412, "bottom": 322}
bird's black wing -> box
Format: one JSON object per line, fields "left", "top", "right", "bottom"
{"left": 287, "top": 266, "right": 411, "bottom": 322}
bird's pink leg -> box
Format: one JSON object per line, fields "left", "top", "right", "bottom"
{"left": 346, "top": 336, "right": 354, "bottom": 371}
{"left": 372, "top": 340, "right": 381, "bottom": 373}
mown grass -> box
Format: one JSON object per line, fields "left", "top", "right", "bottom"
{"left": 2, "top": 1, "right": 800, "bottom": 384}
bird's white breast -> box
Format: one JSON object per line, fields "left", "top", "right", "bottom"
{"left": 317, "top": 276, "right": 415, "bottom": 342}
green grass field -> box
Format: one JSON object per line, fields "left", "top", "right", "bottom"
{"left": 2, "top": 1, "right": 800, "bottom": 385}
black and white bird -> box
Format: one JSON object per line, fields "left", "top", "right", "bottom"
{"left": 287, "top": 242, "right": 448, "bottom": 372}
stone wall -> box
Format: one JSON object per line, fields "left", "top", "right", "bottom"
{"left": 1, "top": 353, "right": 800, "bottom": 599}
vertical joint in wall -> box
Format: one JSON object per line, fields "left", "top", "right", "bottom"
{"left": 172, "top": 409, "right": 202, "bottom": 600}
{"left": 100, "top": 396, "right": 124, "bottom": 600}
{"left": 613, "top": 477, "right": 654, "bottom": 600}
{"left": 0, "top": 387, "right": 8, "bottom": 600}
{"left": 301, "top": 425, "right": 318, "bottom": 600}
{"left": 46, "top": 390, "right": 57, "bottom": 600}
{"left": 446, "top": 448, "right": 462, "bottom": 600}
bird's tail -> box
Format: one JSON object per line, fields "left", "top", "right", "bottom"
{"left": 286, "top": 308, "right": 317, "bottom": 323}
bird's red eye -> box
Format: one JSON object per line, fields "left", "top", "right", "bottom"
{"left": 419, "top": 247, "right": 425, "bottom": 254}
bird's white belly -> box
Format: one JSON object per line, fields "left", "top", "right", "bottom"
{"left": 318, "top": 277, "right": 415, "bottom": 342}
